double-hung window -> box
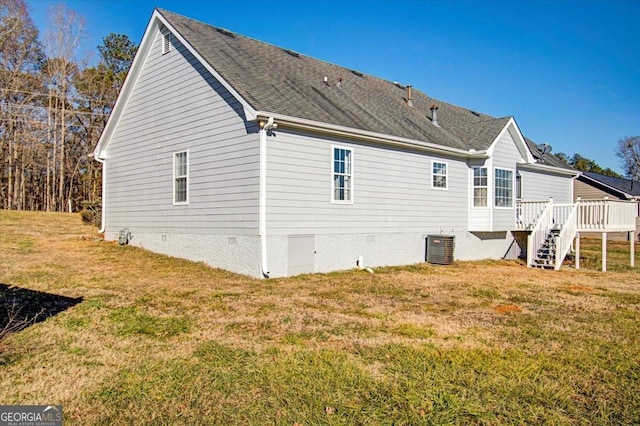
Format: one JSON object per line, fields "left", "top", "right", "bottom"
{"left": 173, "top": 151, "right": 188, "bottom": 204}
{"left": 332, "top": 146, "right": 352, "bottom": 202}
{"left": 473, "top": 167, "right": 488, "bottom": 207}
{"left": 432, "top": 161, "right": 447, "bottom": 189}
{"left": 494, "top": 168, "right": 513, "bottom": 208}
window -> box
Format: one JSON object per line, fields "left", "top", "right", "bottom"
{"left": 473, "top": 167, "right": 488, "bottom": 207}
{"left": 332, "top": 147, "right": 352, "bottom": 202}
{"left": 494, "top": 168, "right": 513, "bottom": 208}
{"left": 162, "top": 33, "right": 171, "bottom": 55}
{"left": 173, "top": 151, "right": 188, "bottom": 204}
{"left": 432, "top": 161, "right": 447, "bottom": 189}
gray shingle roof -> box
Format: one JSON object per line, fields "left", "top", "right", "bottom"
{"left": 582, "top": 172, "right": 640, "bottom": 197}
{"left": 158, "top": 8, "right": 568, "bottom": 160}
{"left": 523, "top": 137, "right": 573, "bottom": 169}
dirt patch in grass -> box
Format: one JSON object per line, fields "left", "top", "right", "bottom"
{"left": 493, "top": 304, "right": 523, "bottom": 314}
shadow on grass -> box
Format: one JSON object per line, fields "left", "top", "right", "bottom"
{"left": 0, "top": 283, "right": 83, "bottom": 338}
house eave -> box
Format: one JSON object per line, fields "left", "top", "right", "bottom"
{"left": 518, "top": 162, "right": 579, "bottom": 177}
{"left": 255, "top": 111, "right": 489, "bottom": 160}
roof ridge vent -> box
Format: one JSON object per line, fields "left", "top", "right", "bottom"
{"left": 283, "top": 48, "right": 300, "bottom": 58}
{"left": 216, "top": 28, "right": 235, "bottom": 38}
{"left": 469, "top": 110, "right": 481, "bottom": 117}
{"left": 350, "top": 69, "right": 363, "bottom": 77}
{"left": 393, "top": 81, "right": 405, "bottom": 90}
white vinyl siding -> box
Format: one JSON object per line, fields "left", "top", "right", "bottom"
{"left": 432, "top": 161, "right": 447, "bottom": 189}
{"left": 473, "top": 167, "right": 488, "bottom": 207}
{"left": 266, "top": 131, "right": 468, "bottom": 234}
{"left": 332, "top": 146, "right": 353, "bottom": 203}
{"left": 494, "top": 168, "right": 513, "bottom": 208}
{"left": 173, "top": 151, "right": 188, "bottom": 204}
{"left": 519, "top": 168, "right": 573, "bottom": 204}
{"left": 104, "top": 29, "right": 259, "bottom": 235}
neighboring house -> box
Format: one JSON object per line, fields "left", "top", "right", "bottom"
{"left": 94, "top": 8, "right": 580, "bottom": 278}
{"left": 575, "top": 172, "right": 640, "bottom": 240}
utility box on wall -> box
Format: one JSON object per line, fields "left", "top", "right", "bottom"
{"left": 426, "top": 235, "right": 455, "bottom": 265}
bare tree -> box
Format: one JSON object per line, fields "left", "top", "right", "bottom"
{"left": 43, "top": 4, "right": 85, "bottom": 211}
{"left": 616, "top": 136, "right": 640, "bottom": 181}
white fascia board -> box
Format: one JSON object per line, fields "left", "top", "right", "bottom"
{"left": 94, "top": 10, "right": 160, "bottom": 159}
{"left": 255, "top": 111, "right": 488, "bottom": 160}
{"left": 486, "top": 117, "right": 535, "bottom": 163}
{"left": 518, "top": 162, "right": 579, "bottom": 177}
{"left": 93, "top": 9, "right": 258, "bottom": 159}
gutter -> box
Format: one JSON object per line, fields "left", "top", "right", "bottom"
{"left": 255, "top": 111, "right": 488, "bottom": 160}
{"left": 94, "top": 155, "right": 106, "bottom": 233}
{"left": 518, "top": 162, "right": 580, "bottom": 177}
{"left": 259, "top": 118, "right": 276, "bottom": 278}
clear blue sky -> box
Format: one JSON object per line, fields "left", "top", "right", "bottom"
{"left": 27, "top": 0, "right": 639, "bottom": 174}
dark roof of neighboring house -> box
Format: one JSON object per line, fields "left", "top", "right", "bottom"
{"left": 581, "top": 171, "right": 640, "bottom": 198}
{"left": 158, "top": 8, "right": 570, "bottom": 166}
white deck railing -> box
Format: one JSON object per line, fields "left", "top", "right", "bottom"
{"left": 554, "top": 203, "right": 578, "bottom": 270}
{"left": 526, "top": 201, "right": 553, "bottom": 267}
{"left": 577, "top": 199, "right": 637, "bottom": 232}
{"left": 516, "top": 200, "right": 549, "bottom": 230}
{"left": 553, "top": 204, "right": 575, "bottom": 228}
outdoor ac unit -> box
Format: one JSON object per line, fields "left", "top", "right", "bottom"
{"left": 426, "top": 235, "right": 455, "bottom": 265}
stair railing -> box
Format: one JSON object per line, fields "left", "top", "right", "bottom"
{"left": 527, "top": 198, "right": 554, "bottom": 267}
{"left": 554, "top": 203, "right": 578, "bottom": 270}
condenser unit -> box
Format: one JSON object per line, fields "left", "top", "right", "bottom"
{"left": 426, "top": 235, "right": 455, "bottom": 265}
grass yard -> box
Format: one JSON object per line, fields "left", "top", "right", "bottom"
{"left": 1, "top": 210, "right": 639, "bottom": 425}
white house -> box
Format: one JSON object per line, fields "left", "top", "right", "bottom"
{"left": 94, "top": 9, "right": 582, "bottom": 278}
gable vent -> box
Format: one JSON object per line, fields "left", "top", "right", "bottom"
{"left": 283, "top": 49, "right": 300, "bottom": 58}
{"left": 216, "top": 27, "right": 235, "bottom": 38}
{"left": 350, "top": 69, "right": 364, "bottom": 77}
{"left": 162, "top": 33, "right": 171, "bottom": 55}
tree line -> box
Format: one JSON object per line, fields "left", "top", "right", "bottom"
{"left": 2, "top": 0, "right": 639, "bottom": 214}
{"left": 1, "top": 0, "right": 136, "bottom": 212}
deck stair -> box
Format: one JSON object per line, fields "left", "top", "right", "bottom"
{"left": 532, "top": 228, "right": 561, "bottom": 269}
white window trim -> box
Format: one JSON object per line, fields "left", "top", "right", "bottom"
{"left": 472, "top": 166, "right": 489, "bottom": 209}
{"left": 173, "top": 150, "right": 189, "bottom": 205}
{"left": 431, "top": 160, "right": 448, "bottom": 190}
{"left": 162, "top": 32, "right": 171, "bottom": 55}
{"left": 331, "top": 145, "right": 354, "bottom": 204}
{"left": 516, "top": 171, "right": 523, "bottom": 202}
{"left": 494, "top": 167, "right": 514, "bottom": 209}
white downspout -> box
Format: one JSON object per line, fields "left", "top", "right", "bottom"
{"left": 95, "top": 156, "right": 106, "bottom": 233}
{"left": 259, "top": 118, "right": 275, "bottom": 278}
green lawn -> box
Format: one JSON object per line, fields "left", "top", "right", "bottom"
{"left": 1, "top": 210, "right": 639, "bottom": 424}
